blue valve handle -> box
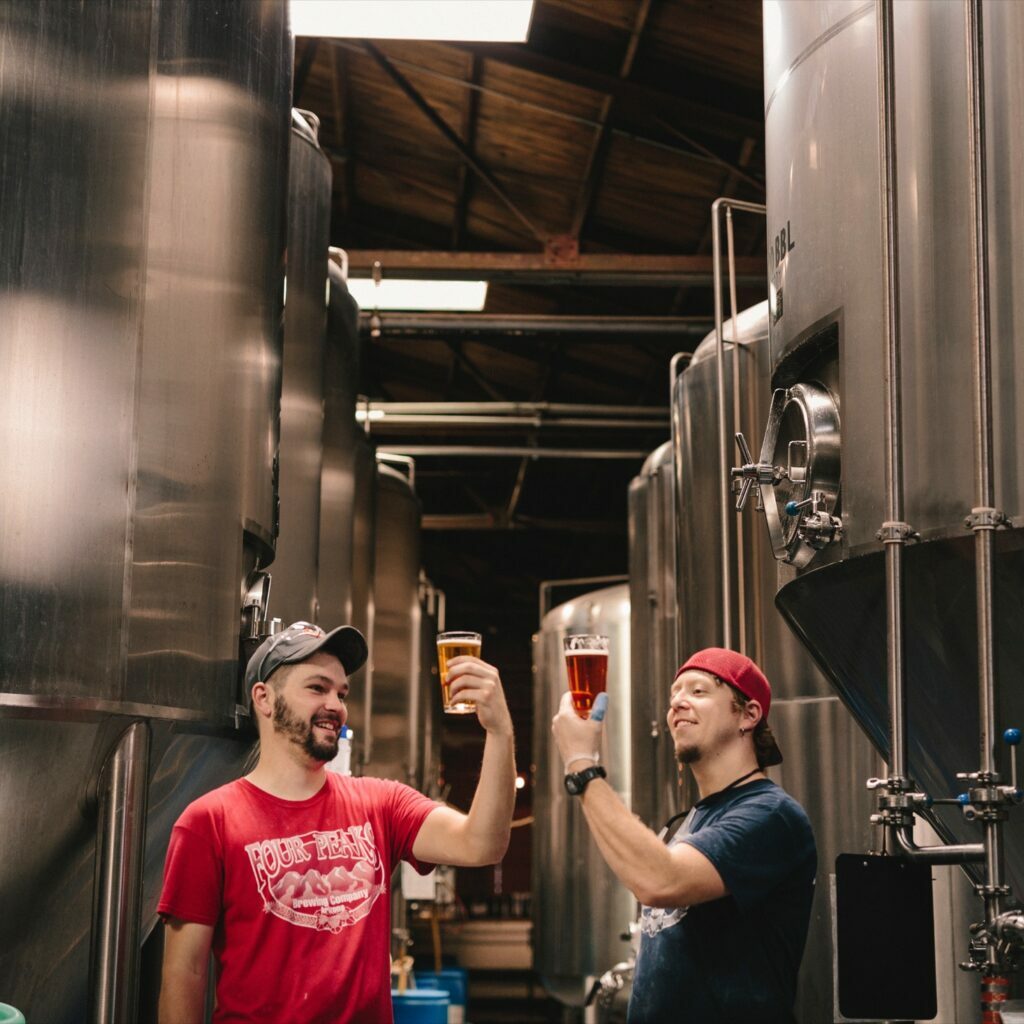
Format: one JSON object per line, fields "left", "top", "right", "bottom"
{"left": 785, "top": 501, "right": 800, "bottom": 516}
{"left": 1004, "top": 727, "right": 1021, "bottom": 746}
{"left": 957, "top": 793, "right": 971, "bottom": 805}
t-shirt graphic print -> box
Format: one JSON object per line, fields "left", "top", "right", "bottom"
{"left": 246, "top": 823, "right": 385, "bottom": 933}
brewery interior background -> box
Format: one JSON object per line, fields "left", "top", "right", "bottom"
{"left": 13, "top": 0, "right": 1024, "bottom": 1021}
{"left": 295, "top": 0, "right": 766, "bottom": 912}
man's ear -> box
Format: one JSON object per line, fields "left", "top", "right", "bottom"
{"left": 743, "top": 699, "right": 764, "bottom": 729}
{"left": 251, "top": 681, "right": 273, "bottom": 719}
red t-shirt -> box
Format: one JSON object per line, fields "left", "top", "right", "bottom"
{"left": 158, "top": 772, "right": 440, "bottom": 1023}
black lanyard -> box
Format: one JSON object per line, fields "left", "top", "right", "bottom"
{"left": 659, "top": 767, "right": 764, "bottom": 844}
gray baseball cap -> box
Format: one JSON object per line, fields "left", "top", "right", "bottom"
{"left": 245, "top": 621, "right": 368, "bottom": 690}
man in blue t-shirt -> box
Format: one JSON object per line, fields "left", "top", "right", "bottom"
{"left": 552, "top": 647, "right": 816, "bottom": 1024}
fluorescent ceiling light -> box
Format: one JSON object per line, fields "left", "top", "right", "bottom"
{"left": 348, "top": 278, "right": 488, "bottom": 311}
{"left": 291, "top": 1, "right": 534, "bottom": 42}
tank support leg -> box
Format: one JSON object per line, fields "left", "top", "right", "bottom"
{"left": 89, "top": 720, "right": 151, "bottom": 1024}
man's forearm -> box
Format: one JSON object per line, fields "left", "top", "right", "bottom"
{"left": 576, "top": 779, "right": 677, "bottom": 904}
{"left": 462, "top": 726, "right": 516, "bottom": 862}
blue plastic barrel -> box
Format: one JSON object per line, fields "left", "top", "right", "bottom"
{"left": 391, "top": 987, "right": 449, "bottom": 1024}
{"left": 415, "top": 968, "right": 469, "bottom": 1023}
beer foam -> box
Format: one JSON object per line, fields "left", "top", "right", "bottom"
{"left": 565, "top": 648, "right": 608, "bottom": 657}
{"left": 437, "top": 639, "right": 480, "bottom": 648}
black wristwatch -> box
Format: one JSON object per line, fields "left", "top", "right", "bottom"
{"left": 564, "top": 764, "right": 607, "bottom": 796}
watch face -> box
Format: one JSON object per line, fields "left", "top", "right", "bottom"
{"left": 563, "top": 773, "right": 583, "bottom": 796}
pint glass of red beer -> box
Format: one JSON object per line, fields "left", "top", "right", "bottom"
{"left": 563, "top": 634, "right": 609, "bottom": 719}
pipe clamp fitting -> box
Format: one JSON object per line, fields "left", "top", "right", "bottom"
{"left": 876, "top": 520, "right": 919, "bottom": 543}
{"left": 964, "top": 506, "right": 1009, "bottom": 530}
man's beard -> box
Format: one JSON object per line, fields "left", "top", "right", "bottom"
{"left": 272, "top": 692, "right": 339, "bottom": 762}
{"left": 676, "top": 743, "right": 702, "bottom": 766}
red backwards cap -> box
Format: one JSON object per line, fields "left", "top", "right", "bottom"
{"left": 675, "top": 647, "right": 772, "bottom": 718}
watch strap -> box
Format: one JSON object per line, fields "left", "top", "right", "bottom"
{"left": 565, "top": 764, "right": 607, "bottom": 795}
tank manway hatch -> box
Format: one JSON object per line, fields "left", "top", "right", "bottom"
{"left": 732, "top": 381, "right": 841, "bottom": 568}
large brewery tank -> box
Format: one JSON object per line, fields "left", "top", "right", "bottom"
{"left": 319, "top": 250, "right": 364, "bottom": 634}
{"left": 758, "top": 0, "right": 1024, "bottom": 976}
{"left": 0, "top": 2, "right": 290, "bottom": 1019}
{"left": 358, "top": 462, "right": 442, "bottom": 794}
{"left": 667, "top": 304, "right": 879, "bottom": 1022}
{"left": 627, "top": 442, "right": 685, "bottom": 830}
{"left": 532, "top": 583, "right": 633, "bottom": 1005}
{"left": 272, "top": 110, "right": 332, "bottom": 628}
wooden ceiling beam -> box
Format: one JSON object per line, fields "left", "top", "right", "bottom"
{"left": 328, "top": 46, "right": 355, "bottom": 224}
{"left": 452, "top": 54, "right": 481, "bottom": 248}
{"left": 570, "top": 0, "right": 654, "bottom": 241}
{"left": 454, "top": 41, "right": 762, "bottom": 140}
{"left": 293, "top": 39, "right": 320, "bottom": 105}
{"left": 346, "top": 249, "right": 765, "bottom": 286}
{"left": 363, "top": 41, "right": 549, "bottom": 245}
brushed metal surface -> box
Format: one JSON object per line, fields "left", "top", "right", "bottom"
{"left": 673, "top": 304, "right": 880, "bottom": 1024}
{"left": 0, "top": 1, "right": 290, "bottom": 1017}
{"left": 628, "top": 443, "right": 685, "bottom": 831}
{"left": 764, "top": 3, "right": 1024, "bottom": 1016}
{"left": 347, "top": 437, "right": 378, "bottom": 766}
{"left": 532, "top": 583, "right": 633, "bottom": 1006}
{"left": 272, "top": 119, "right": 332, "bottom": 627}
{"left": 318, "top": 260, "right": 362, "bottom": 632}
{"left": 362, "top": 465, "right": 440, "bottom": 792}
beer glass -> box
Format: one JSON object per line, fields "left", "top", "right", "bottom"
{"left": 437, "top": 631, "right": 481, "bottom": 714}
{"left": 563, "top": 634, "right": 609, "bottom": 718}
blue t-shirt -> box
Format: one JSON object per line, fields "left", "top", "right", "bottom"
{"left": 628, "top": 779, "right": 816, "bottom": 1024}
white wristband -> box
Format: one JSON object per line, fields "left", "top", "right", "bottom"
{"left": 564, "top": 752, "right": 599, "bottom": 770}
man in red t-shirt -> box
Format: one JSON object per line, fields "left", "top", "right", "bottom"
{"left": 158, "top": 620, "right": 516, "bottom": 1024}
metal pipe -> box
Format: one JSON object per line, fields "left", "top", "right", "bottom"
{"left": 965, "top": 0, "right": 998, "bottom": 782}
{"left": 964, "top": 0, "right": 1006, "bottom": 947}
{"left": 89, "top": 720, "right": 151, "bottom": 1024}
{"left": 361, "top": 414, "right": 669, "bottom": 431}
{"left": 668, "top": 352, "right": 693, "bottom": 404}
{"left": 360, "top": 401, "right": 668, "bottom": 418}
{"left": 876, "top": 0, "right": 909, "bottom": 786}
{"left": 360, "top": 313, "right": 713, "bottom": 336}
{"left": 376, "top": 445, "right": 650, "bottom": 459}
{"left": 726, "top": 206, "right": 747, "bottom": 656}
{"left": 711, "top": 196, "right": 766, "bottom": 651}
{"left": 375, "top": 451, "right": 416, "bottom": 491}
{"left": 539, "top": 574, "right": 630, "bottom": 624}
{"left": 891, "top": 825, "right": 984, "bottom": 864}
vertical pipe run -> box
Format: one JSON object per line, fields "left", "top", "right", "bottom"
{"left": 89, "top": 720, "right": 151, "bottom": 1024}
{"left": 726, "top": 209, "right": 748, "bottom": 656}
{"left": 965, "top": 0, "right": 997, "bottom": 782}
{"left": 711, "top": 200, "right": 733, "bottom": 650}
{"left": 711, "top": 197, "right": 765, "bottom": 653}
{"left": 964, "top": 0, "right": 1004, "bottom": 943}
{"left": 875, "top": 0, "right": 909, "bottom": 786}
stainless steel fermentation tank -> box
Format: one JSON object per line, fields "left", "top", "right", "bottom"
{"left": 657, "top": 305, "right": 878, "bottom": 1023}
{"left": 760, "top": 0, "right": 1024, "bottom": 923}
{"left": 627, "top": 443, "right": 687, "bottom": 831}
{"left": 532, "top": 584, "right": 633, "bottom": 1005}
{"left": 319, "top": 250, "right": 366, "bottom": 635}
{"left": 0, "top": 1, "right": 291, "bottom": 1020}
{"left": 746, "top": 0, "right": 1024, "bottom": 1013}
{"left": 356, "top": 461, "right": 442, "bottom": 794}
{"left": 318, "top": 252, "right": 380, "bottom": 760}
{"left": 273, "top": 111, "right": 332, "bottom": 628}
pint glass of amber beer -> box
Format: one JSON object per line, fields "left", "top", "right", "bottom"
{"left": 437, "top": 631, "right": 482, "bottom": 714}
{"left": 563, "top": 634, "right": 609, "bottom": 718}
